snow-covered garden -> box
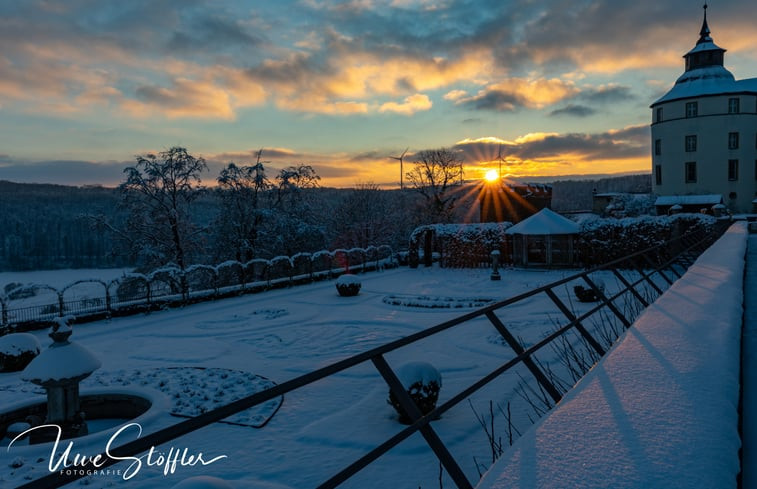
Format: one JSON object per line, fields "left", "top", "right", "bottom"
{"left": 0, "top": 261, "right": 672, "bottom": 489}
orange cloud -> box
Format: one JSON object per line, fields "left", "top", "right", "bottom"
{"left": 379, "top": 93, "right": 432, "bottom": 115}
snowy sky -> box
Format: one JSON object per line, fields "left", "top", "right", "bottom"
{"left": 1, "top": 0, "right": 756, "bottom": 187}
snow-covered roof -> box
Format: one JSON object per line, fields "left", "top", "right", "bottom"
{"left": 654, "top": 194, "right": 723, "bottom": 206}
{"left": 653, "top": 66, "right": 757, "bottom": 105}
{"left": 505, "top": 208, "right": 579, "bottom": 235}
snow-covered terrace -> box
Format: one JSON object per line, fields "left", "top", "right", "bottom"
{"left": 476, "top": 222, "right": 747, "bottom": 489}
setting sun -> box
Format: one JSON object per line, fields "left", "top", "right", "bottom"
{"left": 484, "top": 169, "right": 500, "bottom": 182}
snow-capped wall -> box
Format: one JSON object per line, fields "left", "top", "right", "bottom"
{"left": 476, "top": 222, "right": 746, "bottom": 489}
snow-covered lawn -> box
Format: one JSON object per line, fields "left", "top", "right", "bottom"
{"left": 0, "top": 265, "right": 666, "bottom": 489}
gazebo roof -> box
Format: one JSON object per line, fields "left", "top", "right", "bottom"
{"left": 505, "top": 208, "right": 579, "bottom": 236}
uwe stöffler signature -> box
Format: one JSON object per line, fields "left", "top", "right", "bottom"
{"left": 7, "top": 423, "right": 228, "bottom": 480}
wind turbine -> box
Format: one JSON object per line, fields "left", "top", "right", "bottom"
{"left": 389, "top": 147, "right": 409, "bottom": 189}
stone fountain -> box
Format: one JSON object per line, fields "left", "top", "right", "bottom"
{"left": 21, "top": 317, "right": 101, "bottom": 443}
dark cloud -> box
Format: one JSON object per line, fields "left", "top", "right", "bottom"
{"left": 454, "top": 125, "right": 649, "bottom": 162}
{"left": 578, "top": 85, "right": 635, "bottom": 104}
{"left": 167, "top": 15, "right": 264, "bottom": 54}
{"left": 0, "top": 160, "right": 128, "bottom": 186}
{"left": 458, "top": 90, "right": 526, "bottom": 112}
{"left": 550, "top": 105, "right": 596, "bottom": 118}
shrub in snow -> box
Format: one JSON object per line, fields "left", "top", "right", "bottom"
{"left": 335, "top": 274, "right": 361, "bottom": 296}
{"left": 291, "top": 252, "right": 312, "bottom": 279}
{"left": 185, "top": 265, "right": 217, "bottom": 293}
{"left": 244, "top": 258, "right": 269, "bottom": 283}
{"left": 170, "top": 476, "right": 233, "bottom": 489}
{"left": 573, "top": 281, "right": 605, "bottom": 303}
{"left": 387, "top": 361, "right": 442, "bottom": 424}
{"left": 575, "top": 214, "right": 716, "bottom": 267}
{"left": 269, "top": 256, "right": 293, "bottom": 281}
{"left": 0, "top": 333, "right": 41, "bottom": 372}
{"left": 215, "top": 261, "right": 243, "bottom": 288}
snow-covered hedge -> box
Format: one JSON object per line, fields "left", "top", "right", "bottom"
{"left": 409, "top": 222, "right": 512, "bottom": 268}
{"left": 575, "top": 214, "right": 717, "bottom": 266}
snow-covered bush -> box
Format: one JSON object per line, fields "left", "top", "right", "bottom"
{"left": 216, "top": 261, "right": 243, "bottom": 288}
{"left": 0, "top": 333, "right": 41, "bottom": 372}
{"left": 335, "top": 274, "right": 361, "bottom": 297}
{"left": 408, "top": 223, "right": 512, "bottom": 268}
{"left": 291, "top": 252, "right": 312, "bottom": 279}
{"left": 245, "top": 258, "right": 269, "bottom": 284}
{"left": 332, "top": 249, "right": 349, "bottom": 273}
{"left": 185, "top": 265, "right": 217, "bottom": 293}
{"left": 311, "top": 250, "right": 333, "bottom": 277}
{"left": 268, "top": 256, "right": 293, "bottom": 282}
{"left": 112, "top": 274, "right": 149, "bottom": 303}
{"left": 387, "top": 361, "right": 442, "bottom": 424}
{"left": 575, "top": 214, "right": 716, "bottom": 266}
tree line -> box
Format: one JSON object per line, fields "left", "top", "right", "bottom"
{"left": 0, "top": 146, "right": 651, "bottom": 272}
{"left": 1, "top": 147, "right": 466, "bottom": 272}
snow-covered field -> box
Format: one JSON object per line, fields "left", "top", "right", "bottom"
{"left": 0, "top": 269, "right": 133, "bottom": 291}
{"left": 0, "top": 265, "right": 664, "bottom": 489}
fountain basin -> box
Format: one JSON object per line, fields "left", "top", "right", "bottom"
{"left": 0, "top": 392, "right": 151, "bottom": 445}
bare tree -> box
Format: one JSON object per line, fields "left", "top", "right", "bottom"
{"left": 330, "top": 182, "right": 398, "bottom": 248}
{"left": 116, "top": 146, "right": 208, "bottom": 270}
{"left": 215, "top": 149, "right": 271, "bottom": 262}
{"left": 405, "top": 148, "right": 463, "bottom": 223}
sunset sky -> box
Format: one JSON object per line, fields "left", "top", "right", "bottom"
{"left": 1, "top": 0, "right": 756, "bottom": 187}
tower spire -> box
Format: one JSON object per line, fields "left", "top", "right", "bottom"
{"left": 698, "top": 3, "right": 711, "bottom": 44}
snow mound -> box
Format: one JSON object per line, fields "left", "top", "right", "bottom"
{"left": 476, "top": 222, "right": 746, "bottom": 489}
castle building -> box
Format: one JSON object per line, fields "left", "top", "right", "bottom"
{"left": 651, "top": 5, "right": 757, "bottom": 214}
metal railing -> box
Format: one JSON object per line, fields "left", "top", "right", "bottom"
{"left": 16, "top": 223, "right": 728, "bottom": 489}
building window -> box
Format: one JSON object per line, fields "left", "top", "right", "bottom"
{"left": 729, "top": 132, "right": 739, "bottom": 149}
{"left": 685, "top": 161, "right": 697, "bottom": 183}
{"left": 686, "top": 101, "right": 698, "bottom": 117}
{"left": 654, "top": 139, "right": 661, "bottom": 156}
{"left": 656, "top": 107, "right": 663, "bottom": 122}
{"left": 655, "top": 165, "right": 662, "bottom": 185}
{"left": 685, "top": 135, "right": 697, "bottom": 152}
{"left": 729, "top": 192, "right": 738, "bottom": 200}
{"left": 728, "top": 159, "right": 739, "bottom": 181}
{"left": 728, "top": 97, "right": 740, "bottom": 114}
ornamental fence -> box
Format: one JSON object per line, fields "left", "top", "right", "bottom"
{"left": 19, "top": 221, "right": 730, "bottom": 489}
{"left": 0, "top": 245, "right": 396, "bottom": 333}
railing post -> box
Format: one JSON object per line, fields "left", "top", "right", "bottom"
{"left": 544, "top": 288, "right": 605, "bottom": 355}
{"left": 485, "top": 311, "right": 562, "bottom": 404}
{"left": 372, "top": 355, "right": 474, "bottom": 489}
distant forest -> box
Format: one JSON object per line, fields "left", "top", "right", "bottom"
{"left": 0, "top": 173, "right": 651, "bottom": 272}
